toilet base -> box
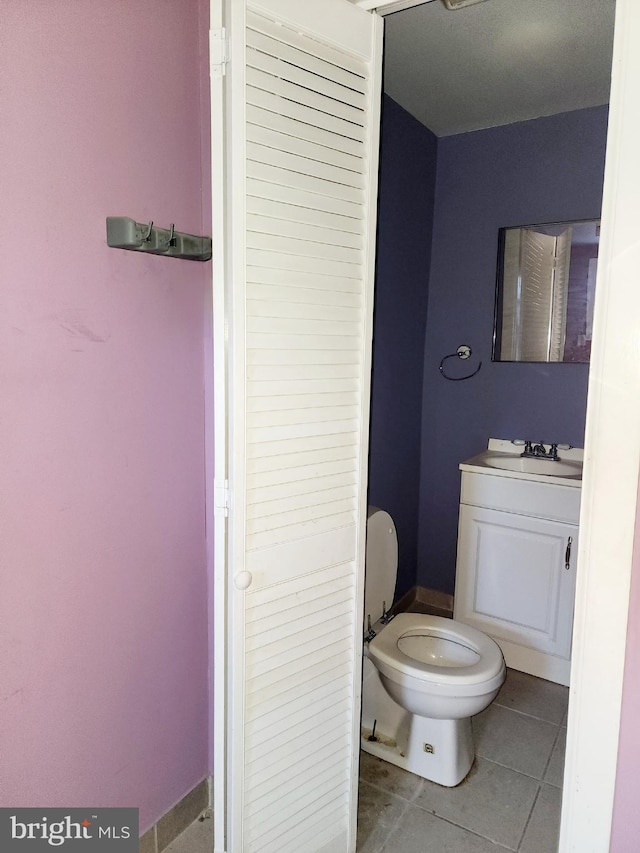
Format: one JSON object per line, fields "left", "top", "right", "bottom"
{"left": 361, "top": 657, "right": 475, "bottom": 787}
{"left": 361, "top": 716, "right": 474, "bottom": 787}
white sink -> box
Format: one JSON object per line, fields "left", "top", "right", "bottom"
{"left": 482, "top": 455, "right": 582, "bottom": 478}
{"left": 460, "top": 440, "right": 583, "bottom": 486}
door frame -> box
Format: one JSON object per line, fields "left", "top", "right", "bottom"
{"left": 359, "top": 0, "right": 640, "bottom": 847}
{"left": 209, "top": 3, "right": 229, "bottom": 852}
{"left": 211, "top": 0, "right": 640, "bottom": 850}
{"left": 558, "top": 0, "right": 640, "bottom": 847}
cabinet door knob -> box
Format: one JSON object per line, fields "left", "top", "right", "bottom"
{"left": 565, "top": 536, "right": 573, "bottom": 570}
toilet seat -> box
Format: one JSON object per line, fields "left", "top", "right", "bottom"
{"left": 368, "top": 612, "right": 504, "bottom": 688}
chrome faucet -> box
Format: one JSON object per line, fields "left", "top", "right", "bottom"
{"left": 521, "top": 441, "right": 559, "bottom": 461}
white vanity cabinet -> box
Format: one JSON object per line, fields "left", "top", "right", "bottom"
{"left": 453, "top": 456, "right": 581, "bottom": 686}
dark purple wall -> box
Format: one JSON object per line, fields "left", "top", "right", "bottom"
{"left": 368, "top": 96, "right": 437, "bottom": 602}
{"left": 417, "top": 106, "right": 609, "bottom": 594}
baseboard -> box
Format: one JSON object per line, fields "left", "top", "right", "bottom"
{"left": 392, "top": 585, "right": 454, "bottom": 618}
{"left": 140, "top": 778, "right": 211, "bottom": 853}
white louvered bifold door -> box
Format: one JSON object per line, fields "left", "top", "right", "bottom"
{"left": 220, "top": 1, "right": 383, "bottom": 851}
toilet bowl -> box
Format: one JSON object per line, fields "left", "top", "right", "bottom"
{"left": 367, "top": 612, "right": 505, "bottom": 720}
{"left": 362, "top": 507, "right": 505, "bottom": 787}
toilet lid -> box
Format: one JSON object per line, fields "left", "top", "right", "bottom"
{"left": 368, "top": 612, "right": 504, "bottom": 685}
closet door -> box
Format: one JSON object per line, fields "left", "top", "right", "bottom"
{"left": 219, "top": 1, "right": 383, "bottom": 851}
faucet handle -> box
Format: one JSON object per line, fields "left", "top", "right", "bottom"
{"left": 549, "top": 443, "right": 559, "bottom": 460}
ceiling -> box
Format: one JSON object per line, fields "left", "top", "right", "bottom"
{"left": 382, "top": 0, "right": 616, "bottom": 136}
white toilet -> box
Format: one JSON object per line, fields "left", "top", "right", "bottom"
{"left": 361, "top": 507, "right": 506, "bottom": 787}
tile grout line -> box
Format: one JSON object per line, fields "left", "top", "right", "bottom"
{"left": 405, "top": 759, "right": 538, "bottom": 852}
{"left": 410, "top": 778, "right": 426, "bottom": 803}
{"left": 362, "top": 753, "right": 555, "bottom": 846}
{"left": 492, "top": 700, "right": 568, "bottom": 727}
{"left": 539, "top": 721, "right": 565, "bottom": 784}
{"left": 357, "top": 773, "right": 415, "bottom": 853}
{"left": 358, "top": 775, "right": 423, "bottom": 804}
{"left": 406, "top": 802, "right": 518, "bottom": 852}
{"left": 374, "top": 795, "right": 412, "bottom": 853}
{"left": 474, "top": 751, "right": 559, "bottom": 785}
{"left": 515, "top": 782, "right": 542, "bottom": 852}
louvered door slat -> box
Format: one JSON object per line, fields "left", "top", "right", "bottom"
{"left": 246, "top": 104, "right": 364, "bottom": 157}
{"left": 249, "top": 486, "right": 358, "bottom": 516}
{"left": 246, "top": 212, "right": 362, "bottom": 248}
{"left": 248, "top": 391, "right": 357, "bottom": 412}
{"left": 246, "top": 666, "right": 351, "bottom": 727}
{"left": 248, "top": 478, "right": 358, "bottom": 508}
{"left": 247, "top": 283, "right": 362, "bottom": 309}
{"left": 246, "top": 622, "right": 354, "bottom": 685}
{"left": 246, "top": 741, "right": 349, "bottom": 814}
{"left": 247, "top": 419, "right": 360, "bottom": 446}
{"left": 247, "top": 229, "right": 362, "bottom": 264}
{"left": 246, "top": 581, "right": 353, "bottom": 637}
{"left": 247, "top": 12, "right": 368, "bottom": 89}
{"left": 225, "top": 3, "right": 382, "bottom": 850}
{"left": 246, "top": 678, "right": 349, "bottom": 734}
{"left": 246, "top": 249, "right": 362, "bottom": 279}
{"left": 248, "top": 474, "right": 358, "bottom": 506}
{"left": 248, "top": 376, "right": 360, "bottom": 395}
{"left": 246, "top": 748, "right": 349, "bottom": 830}
{"left": 247, "top": 47, "right": 367, "bottom": 111}
{"left": 247, "top": 297, "right": 361, "bottom": 321}
{"left": 247, "top": 160, "right": 364, "bottom": 204}
{"left": 248, "top": 311, "right": 361, "bottom": 334}
{"left": 261, "top": 801, "right": 347, "bottom": 853}
{"left": 247, "top": 511, "right": 357, "bottom": 551}
{"left": 248, "top": 328, "right": 361, "bottom": 348}
{"left": 247, "top": 263, "right": 363, "bottom": 290}
{"left": 246, "top": 355, "right": 360, "bottom": 372}
{"left": 247, "top": 446, "right": 357, "bottom": 476}
{"left": 247, "top": 85, "right": 366, "bottom": 143}
{"left": 247, "top": 142, "right": 365, "bottom": 191}
{"left": 248, "top": 437, "right": 357, "bottom": 461}
{"left": 247, "top": 733, "right": 351, "bottom": 820}
{"left": 248, "top": 179, "right": 363, "bottom": 220}
{"left": 247, "top": 194, "right": 362, "bottom": 234}
{"left": 247, "top": 66, "right": 364, "bottom": 126}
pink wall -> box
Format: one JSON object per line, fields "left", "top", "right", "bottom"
{"left": 610, "top": 482, "right": 640, "bottom": 849}
{"left": 0, "top": 1, "right": 211, "bottom": 833}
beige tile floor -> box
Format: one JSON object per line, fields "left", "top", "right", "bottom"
{"left": 357, "top": 668, "right": 568, "bottom": 853}
{"left": 166, "top": 669, "right": 567, "bottom": 853}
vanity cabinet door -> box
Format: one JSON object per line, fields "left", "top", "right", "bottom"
{"left": 454, "top": 504, "right": 578, "bottom": 666}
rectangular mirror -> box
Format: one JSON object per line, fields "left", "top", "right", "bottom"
{"left": 493, "top": 219, "right": 600, "bottom": 363}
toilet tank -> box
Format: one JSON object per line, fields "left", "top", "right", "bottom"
{"left": 364, "top": 507, "right": 398, "bottom": 630}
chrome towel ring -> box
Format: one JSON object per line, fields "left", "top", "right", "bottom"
{"left": 439, "top": 345, "right": 482, "bottom": 381}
